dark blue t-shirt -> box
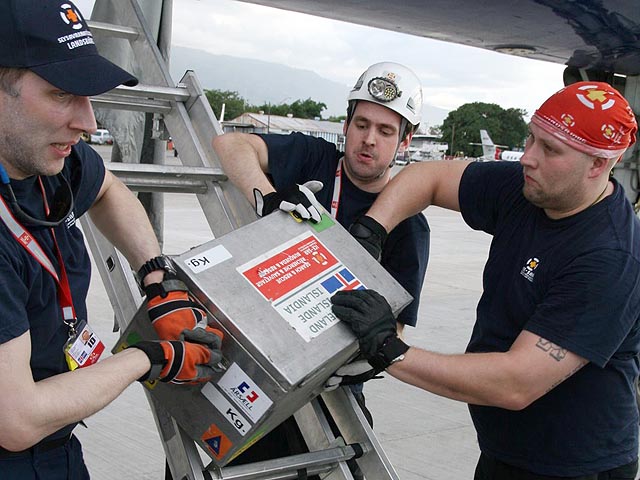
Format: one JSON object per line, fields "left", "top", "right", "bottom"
{"left": 0, "top": 141, "right": 105, "bottom": 439}
{"left": 459, "top": 161, "right": 640, "bottom": 476}
{"left": 258, "top": 132, "right": 430, "bottom": 326}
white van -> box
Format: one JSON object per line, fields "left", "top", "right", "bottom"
{"left": 90, "top": 129, "right": 113, "bottom": 145}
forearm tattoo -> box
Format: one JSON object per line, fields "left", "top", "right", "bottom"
{"left": 535, "top": 338, "right": 567, "bottom": 361}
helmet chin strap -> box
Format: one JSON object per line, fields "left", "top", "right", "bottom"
{"left": 388, "top": 118, "right": 410, "bottom": 169}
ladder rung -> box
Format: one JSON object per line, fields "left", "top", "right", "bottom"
{"left": 108, "top": 84, "right": 191, "bottom": 102}
{"left": 216, "top": 444, "right": 364, "bottom": 480}
{"left": 106, "top": 163, "right": 226, "bottom": 194}
{"left": 91, "top": 84, "right": 192, "bottom": 112}
{"left": 87, "top": 20, "right": 139, "bottom": 41}
{"left": 91, "top": 95, "right": 172, "bottom": 114}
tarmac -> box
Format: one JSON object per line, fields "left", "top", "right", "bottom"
{"left": 74, "top": 146, "right": 626, "bottom": 479}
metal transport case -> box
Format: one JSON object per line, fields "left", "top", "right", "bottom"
{"left": 115, "top": 211, "right": 412, "bottom": 466}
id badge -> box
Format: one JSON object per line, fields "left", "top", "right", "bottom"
{"left": 64, "top": 320, "right": 105, "bottom": 371}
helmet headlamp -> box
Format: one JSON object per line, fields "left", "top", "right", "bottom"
{"left": 367, "top": 77, "right": 401, "bottom": 103}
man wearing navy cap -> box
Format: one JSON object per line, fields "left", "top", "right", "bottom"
{"left": 0, "top": 2, "right": 223, "bottom": 478}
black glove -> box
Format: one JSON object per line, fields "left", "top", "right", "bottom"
{"left": 331, "top": 289, "right": 409, "bottom": 371}
{"left": 253, "top": 181, "right": 324, "bottom": 223}
{"left": 129, "top": 340, "right": 223, "bottom": 385}
{"left": 348, "top": 216, "right": 388, "bottom": 261}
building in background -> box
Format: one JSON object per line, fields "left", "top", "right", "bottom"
{"left": 222, "top": 112, "right": 345, "bottom": 150}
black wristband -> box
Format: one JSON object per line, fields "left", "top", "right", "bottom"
{"left": 367, "top": 336, "right": 409, "bottom": 372}
{"left": 349, "top": 216, "right": 388, "bottom": 260}
{"left": 128, "top": 341, "right": 167, "bottom": 382}
{"left": 136, "top": 255, "right": 177, "bottom": 288}
{"left": 261, "top": 191, "right": 280, "bottom": 216}
{"left": 143, "top": 278, "right": 188, "bottom": 300}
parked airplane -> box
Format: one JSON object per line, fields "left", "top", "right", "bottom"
{"left": 473, "top": 129, "right": 524, "bottom": 162}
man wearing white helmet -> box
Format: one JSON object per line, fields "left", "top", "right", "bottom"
{"left": 212, "top": 62, "right": 430, "bottom": 470}
{"left": 213, "top": 61, "right": 429, "bottom": 337}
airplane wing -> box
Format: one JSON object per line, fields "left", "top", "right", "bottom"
{"left": 236, "top": 1, "right": 640, "bottom": 76}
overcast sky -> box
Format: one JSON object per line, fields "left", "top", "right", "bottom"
{"left": 75, "top": 0, "right": 567, "bottom": 121}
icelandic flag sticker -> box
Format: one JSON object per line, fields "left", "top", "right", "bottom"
{"left": 320, "top": 267, "right": 365, "bottom": 294}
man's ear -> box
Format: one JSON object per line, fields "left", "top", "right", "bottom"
{"left": 588, "top": 156, "right": 612, "bottom": 179}
{"left": 399, "top": 131, "right": 414, "bottom": 151}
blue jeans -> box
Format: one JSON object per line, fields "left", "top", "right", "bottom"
{"left": 0, "top": 435, "right": 90, "bottom": 480}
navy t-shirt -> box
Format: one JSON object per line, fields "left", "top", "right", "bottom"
{"left": 0, "top": 141, "right": 105, "bottom": 440}
{"left": 258, "top": 132, "right": 430, "bottom": 326}
{"left": 459, "top": 161, "right": 640, "bottom": 476}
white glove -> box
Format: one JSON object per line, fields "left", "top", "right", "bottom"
{"left": 323, "top": 359, "right": 381, "bottom": 392}
{"left": 254, "top": 181, "right": 324, "bottom": 223}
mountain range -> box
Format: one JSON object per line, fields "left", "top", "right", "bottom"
{"left": 169, "top": 46, "right": 449, "bottom": 127}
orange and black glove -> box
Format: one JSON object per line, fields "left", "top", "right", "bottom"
{"left": 145, "top": 279, "right": 224, "bottom": 347}
{"left": 130, "top": 340, "right": 223, "bottom": 385}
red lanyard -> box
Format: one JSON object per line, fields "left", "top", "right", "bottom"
{"left": 330, "top": 157, "right": 344, "bottom": 219}
{"left": 0, "top": 178, "right": 77, "bottom": 330}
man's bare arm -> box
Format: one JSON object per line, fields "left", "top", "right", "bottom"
{"left": 388, "top": 330, "right": 588, "bottom": 410}
{"left": 367, "top": 160, "right": 473, "bottom": 232}
{"left": 213, "top": 132, "right": 275, "bottom": 205}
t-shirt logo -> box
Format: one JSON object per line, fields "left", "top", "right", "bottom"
{"left": 64, "top": 211, "right": 76, "bottom": 230}
{"left": 520, "top": 257, "right": 539, "bottom": 283}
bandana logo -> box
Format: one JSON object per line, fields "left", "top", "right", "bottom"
{"left": 601, "top": 124, "right": 616, "bottom": 140}
{"left": 60, "top": 3, "right": 83, "bottom": 30}
{"left": 520, "top": 257, "right": 539, "bottom": 283}
{"left": 576, "top": 85, "right": 615, "bottom": 111}
{"left": 561, "top": 113, "right": 575, "bottom": 127}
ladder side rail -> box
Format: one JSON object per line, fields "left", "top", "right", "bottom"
{"left": 112, "top": 0, "right": 176, "bottom": 89}
{"left": 149, "top": 69, "right": 257, "bottom": 236}
{"left": 293, "top": 400, "right": 355, "bottom": 480}
{"left": 147, "top": 394, "right": 209, "bottom": 480}
{"left": 322, "top": 388, "right": 400, "bottom": 480}
{"left": 80, "top": 216, "right": 141, "bottom": 329}
{"left": 177, "top": 71, "right": 258, "bottom": 231}
{"left": 159, "top": 100, "right": 238, "bottom": 236}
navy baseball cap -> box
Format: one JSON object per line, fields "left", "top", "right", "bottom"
{"left": 0, "top": 0, "right": 138, "bottom": 96}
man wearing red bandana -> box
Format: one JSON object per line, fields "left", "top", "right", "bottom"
{"left": 330, "top": 81, "right": 640, "bottom": 479}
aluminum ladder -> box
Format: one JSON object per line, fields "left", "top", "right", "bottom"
{"left": 80, "top": 1, "right": 400, "bottom": 479}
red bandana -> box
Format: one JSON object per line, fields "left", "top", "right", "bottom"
{"left": 531, "top": 81, "right": 637, "bottom": 159}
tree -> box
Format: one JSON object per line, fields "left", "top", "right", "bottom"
{"left": 250, "top": 98, "right": 327, "bottom": 119}
{"left": 326, "top": 114, "right": 346, "bottom": 123}
{"left": 440, "top": 102, "right": 528, "bottom": 157}
{"left": 204, "top": 89, "right": 331, "bottom": 121}
{"left": 204, "top": 89, "right": 247, "bottom": 121}
{"left": 289, "top": 98, "right": 327, "bottom": 119}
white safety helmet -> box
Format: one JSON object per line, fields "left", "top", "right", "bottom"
{"left": 347, "top": 61, "right": 423, "bottom": 131}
